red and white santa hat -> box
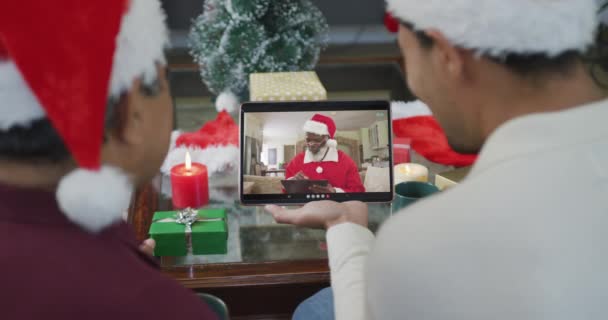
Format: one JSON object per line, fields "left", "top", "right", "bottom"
{"left": 386, "top": 0, "right": 598, "bottom": 57}
{"left": 0, "top": 0, "right": 169, "bottom": 232}
{"left": 392, "top": 100, "right": 477, "bottom": 167}
{"left": 161, "top": 111, "right": 240, "bottom": 182}
{"left": 303, "top": 114, "right": 338, "bottom": 148}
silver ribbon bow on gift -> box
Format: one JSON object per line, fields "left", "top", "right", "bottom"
{"left": 156, "top": 207, "right": 223, "bottom": 254}
{"left": 173, "top": 207, "right": 200, "bottom": 233}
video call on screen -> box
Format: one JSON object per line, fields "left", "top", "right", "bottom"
{"left": 242, "top": 110, "right": 392, "bottom": 197}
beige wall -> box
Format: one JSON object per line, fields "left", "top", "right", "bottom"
{"left": 245, "top": 114, "right": 264, "bottom": 142}
{"left": 335, "top": 130, "right": 361, "bottom": 142}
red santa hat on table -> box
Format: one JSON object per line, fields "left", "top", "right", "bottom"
{"left": 161, "top": 111, "right": 239, "bottom": 180}
{"left": 392, "top": 100, "right": 477, "bottom": 167}
{"left": 303, "top": 114, "right": 338, "bottom": 148}
{"left": 386, "top": 0, "right": 598, "bottom": 57}
{"left": 0, "top": 0, "right": 169, "bottom": 232}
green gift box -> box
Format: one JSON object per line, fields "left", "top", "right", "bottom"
{"left": 149, "top": 208, "right": 227, "bottom": 256}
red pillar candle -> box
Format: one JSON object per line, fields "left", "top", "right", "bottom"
{"left": 170, "top": 152, "right": 209, "bottom": 209}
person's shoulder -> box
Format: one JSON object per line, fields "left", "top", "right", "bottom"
{"left": 286, "top": 153, "right": 305, "bottom": 169}
{"left": 0, "top": 224, "right": 215, "bottom": 318}
{"left": 336, "top": 150, "right": 355, "bottom": 162}
{"left": 291, "top": 152, "right": 306, "bottom": 162}
{"left": 375, "top": 178, "right": 486, "bottom": 244}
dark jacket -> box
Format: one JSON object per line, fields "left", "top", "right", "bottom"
{"left": 0, "top": 184, "right": 216, "bottom": 319}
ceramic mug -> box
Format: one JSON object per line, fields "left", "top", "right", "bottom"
{"left": 392, "top": 181, "right": 439, "bottom": 212}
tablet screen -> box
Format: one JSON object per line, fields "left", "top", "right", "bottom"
{"left": 240, "top": 101, "right": 393, "bottom": 205}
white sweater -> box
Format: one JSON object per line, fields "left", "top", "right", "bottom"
{"left": 327, "top": 98, "right": 608, "bottom": 320}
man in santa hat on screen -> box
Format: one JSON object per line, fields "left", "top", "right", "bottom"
{"left": 0, "top": 0, "right": 216, "bottom": 318}
{"left": 285, "top": 113, "right": 365, "bottom": 193}
{"left": 268, "top": 0, "right": 608, "bottom": 320}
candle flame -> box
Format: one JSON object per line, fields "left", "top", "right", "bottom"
{"left": 185, "top": 151, "right": 192, "bottom": 170}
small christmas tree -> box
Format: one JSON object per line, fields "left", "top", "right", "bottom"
{"left": 189, "top": 0, "right": 329, "bottom": 112}
{"left": 590, "top": 0, "right": 608, "bottom": 87}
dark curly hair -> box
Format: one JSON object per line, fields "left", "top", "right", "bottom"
{"left": 0, "top": 77, "right": 162, "bottom": 164}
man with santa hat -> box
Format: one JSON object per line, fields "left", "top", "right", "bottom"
{"left": 285, "top": 113, "right": 365, "bottom": 193}
{"left": 267, "top": 0, "right": 608, "bottom": 319}
{"left": 0, "top": 0, "right": 216, "bottom": 318}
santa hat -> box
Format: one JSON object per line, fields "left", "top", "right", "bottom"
{"left": 0, "top": 0, "right": 169, "bottom": 232}
{"left": 384, "top": 12, "right": 400, "bottom": 33}
{"left": 386, "top": 0, "right": 598, "bottom": 57}
{"left": 392, "top": 100, "right": 477, "bottom": 167}
{"left": 161, "top": 111, "right": 240, "bottom": 184}
{"left": 302, "top": 113, "right": 338, "bottom": 148}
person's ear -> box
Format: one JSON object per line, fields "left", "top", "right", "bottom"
{"left": 425, "top": 29, "right": 469, "bottom": 81}
{"left": 116, "top": 78, "right": 147, "bottom": 146}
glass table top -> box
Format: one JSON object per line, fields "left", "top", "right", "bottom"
{"left": 156, "top": 174, "right": 392, "bottom": 266}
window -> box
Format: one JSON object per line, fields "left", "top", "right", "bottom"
{"left": 268, "top": 148, "right": 277, "bottom": 165}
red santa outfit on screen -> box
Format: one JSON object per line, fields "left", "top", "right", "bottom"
{"left": 285, "top": 114, "right": 365, "bottom": 193}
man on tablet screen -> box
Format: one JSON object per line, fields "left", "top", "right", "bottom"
{"left": 285, "top": 114, "right": 365, "bottom": 193}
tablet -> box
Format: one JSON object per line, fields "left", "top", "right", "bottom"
{"left": 240, "top": 100, "right": 394, "bottom": 205}
{"left": 281, "top": 179, "right": 329, "bottom": 194}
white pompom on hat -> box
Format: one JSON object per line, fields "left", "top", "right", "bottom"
{"left": 386, "top": 0, "right": 598, "bottom": 57}
{"left": 57, "top": 166, "right": 134, "bottom": 233}
{"left": 0, "top": 0, "right": 169, "bottom": 232}
{"left": 215, "top": 90, "right": 241, "bottom": 113}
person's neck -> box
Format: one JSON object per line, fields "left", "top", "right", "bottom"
{"left": 0, "top": 159, "right": 74, "bottom": 190}
{"left": 476, "top": 64, "right": 606, "bottom": 141}
{"left": 310, "top": 145, "right": 329, "bottom": 161}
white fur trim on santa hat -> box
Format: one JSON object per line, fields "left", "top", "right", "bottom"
{"left": 387, "top": 0, "right": 597, "bottom": 57}
{"left": 391, "top": 100, "right": 432, "bottom": 120}
{"left": 109, "top": 0, "right": 170, "bottom": 97}
{"left": 161, "top": 144, "right": 240, "bottom": 176}
{"left": 303, "top": 120, "right": 330, "bottom": 136}
{"left": 56, "top": 166, "right": 133, "bottom": 233}
{"left": 0, "top": 61, "right": 45, "bottom": 130}
{"left": 216, "top": 90, "right": 241, "bottom": 113}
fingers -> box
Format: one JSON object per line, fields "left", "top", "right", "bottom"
{"left": 309, "top": 185, "right": 330, "bottom": 193}
{"left": 265, "top": 204, "right": 296, "bottom": 224}
{"left": 266, "top": 201, "right": 346, "bottom": 229}
{"left": 309, "top": 185, "right": 321, "bottom": 193}
{"left": 139, "top": 238, "right": 156, "bottom": 256}
{"left": 295, "top": 171, "right": 309, "bottom": 180}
